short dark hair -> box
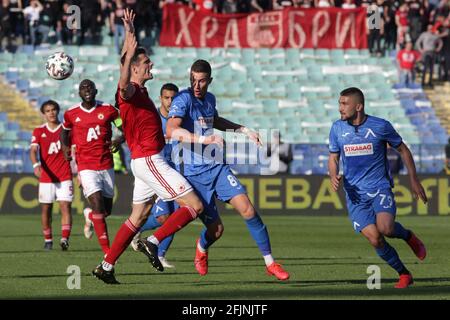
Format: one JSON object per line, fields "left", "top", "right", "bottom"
{"left": 121, "top": 47, "right": 148, "bottom": 66}
{"left": 190, "top": 59, "right": 212, "bottom": 78}
{"left": 40, "top": 100, "right": 60, "bottom": 114}
{"left": 79, "top": 79, "right": 96, "bottom": 90}
{"left": 340, "top": 87, "right": 365, "bottom": 106}
{"left": 160, "top": 83, "right": 179, "bottom": 96}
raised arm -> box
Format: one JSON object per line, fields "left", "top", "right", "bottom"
{"left": 395, "top": 143, "right": 428, "bottom": 203}
{"left": 119, "top": 8, "right": 137, "bottom": 100}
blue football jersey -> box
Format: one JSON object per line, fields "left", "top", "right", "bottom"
{"left": 168, "top": 89, "right": 221, "bottom": 176}
{"left": 158, "top": 108, "right": 172, "bottom": 164}
{"left": 328, "top": 115, "right": 403, "bottom": 193}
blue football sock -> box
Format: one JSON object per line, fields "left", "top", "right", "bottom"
{"left": 245, "top": 214, "right": 272, "bottom": 256}
{"left": 199, "top": 228, "right": 217, "bottom": 250}
{"left": 375, "top": 240, "right": 408, "bottom": 275}
{"left": 158, "top": 234, "right": 174, "bottom": 257}
{"left": 140, "top": 214, "right": 161, "bottom": 232}
{"left": 392, "top": 222, "right": 411, "bottom": 241}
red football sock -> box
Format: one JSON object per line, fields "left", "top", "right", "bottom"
{"left": 104, "top": 219, "right": 138, "bottom": 265}
{"left": 61, "top": 224, "right": 71, "bottom": 239}
{"left": 89, "top": 211, "right": 110, "bottom": 254}
{"left": 43, "top": 228, "right": 52, "bottom": 241}
{"left": 153, "top": 206, "right": 197, "bottom": 242}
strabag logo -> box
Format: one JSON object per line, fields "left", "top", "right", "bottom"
{"left": 344, "top": 143, "right": 374, "bottom": 157}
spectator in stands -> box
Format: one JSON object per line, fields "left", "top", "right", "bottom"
{"left": 36, "top": 1, "right": 56, "bottom": 45}
{"left": 79, "top": 0, "right": 102, "bottom": 45}
{"left": 341, "top": 0, "right": 356, "bottom": 9}
{"left": 437, "top": 16, "right": 449, "bottom": 81}
{"left": 57, "top": 1, "right": 80, "bottom": 45}
{"left": 387, "top": 144, "right": 404, "bottom": 174}
{"left": 110, "top": 0, "right": 126, "bottom": 54}
{"left": 445, "top": 137, "right": 450, "bottom": 174}
{"left": 298, "top": 0, "right": 314, "bottom": 7}
{"left": 23, "top": 0, "right": 43, "bottom": 46}
{"left": 251, "top": 0, "right": 273, "bottom": 11}
{"left": 368, "top": 0, "right": 385, "bottom": 56}
{"left": 383, "top": 0, "right": 398, "bottom": 51}
{"left": 396, "top": 41, "right": 421, "bottom": 87}
{"left": 395, "top": 2, "right": 410, "bottom": 48}
{"left": 416, "top": 23, "right": 443, "bottom": 87}
{"left": 315, "top": 0, "right": 334, "bottom": 7}
{"left": 407, "top": 0, "right": 425, "bottom": 44}
{"left": 0, "top": 0, "right": 13, "bottom": 52}
{"left": 9, "top": 0, "right": 25, "bottom": 45}
{"left": 193, "top": 0, "right": 216, "bottom": 13}
{"left": 274, "top": 0, "right": 296, "bottom": 9}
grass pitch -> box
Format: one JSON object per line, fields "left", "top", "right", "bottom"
{"left": 0, "top": 214, "right": 449, "bottom": 300}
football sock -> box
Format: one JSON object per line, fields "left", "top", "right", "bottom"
{"left": 140, "top": 214, "right": 160, "bottom": 232}
{"left": 89, "top": 211, "right": 110, "bottom": 254}
{"left": 104, "top": 219, "right": 138, "bottom": 266}
{"left": 61, "top": 224, "right": 71, "bottom": 240}
{"left": 392, "top": 222, "right": 411, "bottom": 241}
{"left": 263, "top": 255, "right": 275, "bottom": 267}
{"left": 43, "top": 228, "right": 52, "bottom": 242}
{"left": 245, "top": 213, "right": 272, "bottom": 256}
{"left": 375, "top": 240, "right": 409, "bottom": 275}
{"left": 151, "top": 206, "right": 197, "bottom": 243}
{"left": 158, "top": 235, "right": 174, "bottom": 257}
{"left": 199, "top": 228, "right": 217, "bottom": 251}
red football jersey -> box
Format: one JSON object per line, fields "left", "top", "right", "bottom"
{"left": 116, "top": 83, "right": 165, "bottom": 159}
{"left": 62, "top": 101, "right": 119, "bottom": 171}
{"left": 31, "top": 124, "right": 72, "bottom": 183}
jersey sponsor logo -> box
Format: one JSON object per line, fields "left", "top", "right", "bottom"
{"left": 86, "top": 125, "right": 101, "bottom": 142}
{"left": 365, "top": 128, "right": 376, "bottom": 139}
{"left": 75, "top": 117, "right": 81, "bottom": 122}
{"left": 343, "top": 143, "right": 374, "bottom": 157}
{"left": 48, "top": 140, "right": 61, "bottom": 155}
{"left": 41, "top": 133, "right": 47, "bottom": 138}
{"left": 342, "top": 132, "right": 350, "bottom": 137}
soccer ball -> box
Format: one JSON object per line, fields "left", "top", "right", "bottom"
{"left": 45, "top": 52, "right": 74, "bottom": 80}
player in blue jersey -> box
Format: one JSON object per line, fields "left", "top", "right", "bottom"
{"left": 148, "top": 59, "right": 289, "bottom": 280}
{"left": 328, "top": 87, "right": 427, "bottom": 289}
{"left": 127, "top": 83, "right": 179, "bottom": 268}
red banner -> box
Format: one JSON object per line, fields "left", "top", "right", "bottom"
{"left": 160, "top": 4, "right": 368, "bottom": 49}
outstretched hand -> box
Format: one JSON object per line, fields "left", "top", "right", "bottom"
{"left": 122, "top": 8, "right": 135, "bottom": 34}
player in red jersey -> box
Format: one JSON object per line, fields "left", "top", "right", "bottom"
{"left": 92, "top": 9, "right": 207, "bottom": 284}
{"left": 30, "top": 100, "right": 73, "bottom": 251}
{"left": 60, "top": 79, "right": 120, "bottom": 255}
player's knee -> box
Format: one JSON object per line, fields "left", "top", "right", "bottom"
{"left": 190, "top": 199, "right": 204, "bottom": 216}
{"left": 208, "top": 223, "right": 224, "bottom": 240}
{"left": 239, "top": 203, "right": 256, "bottom": 219}
{"left": 379, "top": 225, "right": 395, "bottom": 237}
{"left": 368, "top": 236, "right": 384, "bottom": 248}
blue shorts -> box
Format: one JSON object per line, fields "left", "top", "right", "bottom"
{"left": 185, "top": 165, "right": 246, "bottom": 226}
{"left": 150, "top": 198, "right": 178, "bottom": 218}
{"left": 346, "top": 188, "right": 397, "bottom": 233}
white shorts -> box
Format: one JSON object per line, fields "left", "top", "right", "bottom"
{"left": 78, "top": 168, "right": 115, "bottom": 199}
{"left": 131, "top": 152, "right": 193, "bottom": 204}
{"left": 39, "top": 180, "right": 73, "bottom": 204}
